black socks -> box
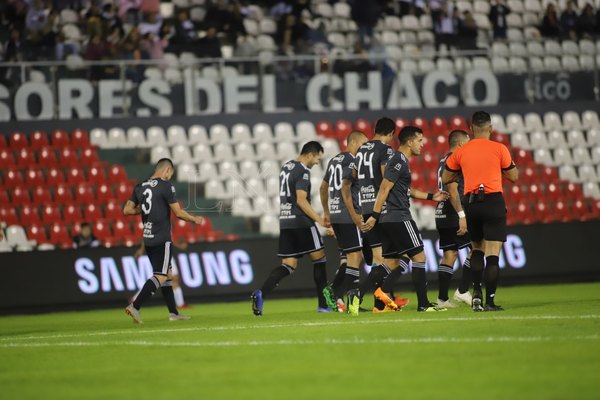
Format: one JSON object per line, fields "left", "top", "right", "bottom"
{"left": 313, "top": 257, "right": 328, "bottom": 309}
{"left": 484, "top": 255, "right": 500, "bottom": 305}
{"left": 437, "top": 263, "right": 453, "bottom": 301}
{"left": 133, "top": 276, "right": 160, "bottom": 310}
{"left": 470, "top": 250, "right": 485, "bottom": 296}
{"left": 261, "top": 264, "right": 294, "bottom": 295}
{"left": 161, "top": 280, "right": 178, "bottom": 315}
{"left": 458, "top": 256, "right": 472, "bottom": 294}
{"left": 411, "top": 261, "right": 429, "bottom": 308}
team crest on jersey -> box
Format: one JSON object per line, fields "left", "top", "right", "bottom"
{"left": 142, "top": 179, "right": 158, "bottom": 187}
{"left": 387, "top": 148, "right": 394, "bottom": 156}
{"left": 283, "top": 162, "right": 295, "bottom": 170}
{"left": 333, "top": 154, "right": 345, "bottom": 162}
{"left": 362, "top": 142, "right": 375, "bottom": 150}
{"left": 400, "top": 153, "right": 407, "bottom": 162}
{"left": 302, "top": 173, "right": 309, "bottom": 180}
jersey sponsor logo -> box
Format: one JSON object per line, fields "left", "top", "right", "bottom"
{"left": 362, "top": 142, "right": 375, "bottom": 150}
{"left": 332, "top": 153, "right": 345, "bottom": 162}
{"left": 142, "top": 179, "right": 158, "bottom": 187}
{"left": 394, "top": 163, "right": 402, "bottom": 171}
{"left": 387, "top": 148, "right": 394, "bottom": 156}
{"left": 283, "top": 161, "right": 295, "bottom": 170}
{"left": 302, "top": 173, "right": 309, "bottom": 180}
{"left": 171, "top": 186, "right": 176, "bottom": 193}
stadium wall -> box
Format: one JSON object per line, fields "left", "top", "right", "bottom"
{"left": 1, "top": 221, "right": 598, "bottom": 314}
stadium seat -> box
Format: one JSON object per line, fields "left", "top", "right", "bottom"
{"left": 53, "top": 184, "right": 73, "bottom": 204}
{"left": 16, "top": 148, "right": 36, "bottom": 168}
{"left": 204, "top": 180, "right": 226, "bottom": 199}
{"left": 96, "top": 184, "right": 114, "bottom": 203}
{"left": 0, "top": 149, "right": 14, "bottom": 169}
{"left": 75, "top": 184, "right": 95, "bottom": 204}
{"left": 296, "top": 122, "right": 317, "bottom": 141}
{"left": 572, "top": 147, "right": 592, "bottom": 166}
{"left": 524, "top": 113, "right": 544, "bottom": 131}
{"left": 113, "top": 220, "right": 132, "bottom": 238}
{"left": 192, "top": 143, "right": 213, "bottom": 163}
{"left": 66, "top": 168, "right": 86, "bottom": 185}
{"left": 582, "top": 110, "right": 599, "bottom": 130}
{"left": 0, "top": 207, "right": 18, "bottom": 226}
{"left": 50, "top": 129, "right": 70, "bottom": 147}
{"left": 19, "top": 205, "right": 41, "bottom": 226}
{"left": 315, "top": 121, "right": 333, "bottom": 138}
{"left": 146, "top": 126, "right": 167, "bottom": 146}
{"left": 90, "top": 128, "right": 108, "bottom": 147}
{"left": 188, "top": 125, "right": 209, "bottom": 144}
{"left": 80, "top": 147, "right": 100, "bottom": 165}
{"left": 11, "top": 186, "right": 31, "bottom": 205}
{"left": 104, "top": 201, "right": 122, "bottom": 220}
{"left": 213, "top": 143, "right": 235, "bottom": 163}
{"left": 108, "top": 165, "right": 128, "bottom": 183}
{"left": 0, "top": 134, "right": 6, "bottom": 149}
{"left": 171, "top": 144, "right": 193, "bottom": 164}
{"left": 87, "top": 167, "right": 106, "bottom": 185}
{"left": 567, "top": 130, "right": 587, "bottom": 147}
{"left": 59, "top": 148, "right": 79, "bottom": 167}
{"left": 547, "top": 130, "right": 567, "bottom": 148}
{"left": 6, "top": 225, "right": 36, "bottom": 251}
{"left": 27, "top": 225, "right": 49, "bottom": 245}
{"left": 194, "top": 162, "right": 216, "bottom": 182}
{"left": 543, "top": 112, "right": 563, "bottom": 131}
{"left": 30, "top": 130, "right": 49, "bottom": 149}
{"left": 231, "top": 124, "right": 252, "bottom": 143}
{"left": 71, "top": 129, "right": 90, "bottom": 147}
{"left": 256, "top": 142, "right": 277, "bottom": 161}
{"left": 93, "top": 221, "right": 111, "bottom": 241}
{"left": 49, "top": 224, "right": 72, "bottom": 248}
{"left": 3, "top": 169, "right": 24, "bottom": 188}
{"left": 209, "top": 124, "right": 230, "bottom": 144}
{"left": 167, "top": 125, "right": 188, "bottom": 145}
{"left": 25, "top": 169, "right": 45, "bottom": 187}
{"left": 9, "top": 132, "right": 28, "bottom": 149}
{"left": 63, "top": 205, "right": 83, "bottom": 225}
{"left": 37, "top": 147, "right": 58, "bottom": 168}
{"left": 0, "top": 191, "right": 8, "bottom": 204}
{"left": 126, "top": 127, "right": 147, "bottom": 148}
{"left": 41, "top": 206, "right": 62, "bottom": 225}
{"left": 45, "top": 168, "right": 65, "bottom": 186}
{"left": 529, "top": 131, "right": 549, "bottom": 149}
{"left": 277, "top": 142, "right": 298, "bottom": 161}
{"left": 274, "top": 122, "right": 296, "bottom": 142}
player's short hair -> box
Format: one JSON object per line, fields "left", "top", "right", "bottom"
{"left": 347, "top": 130, "right": 367, "bottom": 144}
{"left": 155, "top": 158, "right": 174, "bottom": 171}
{"left": 374, "top": 117, "right": 396, "bottom": 136}
{"left": 448, "top": 129, "right": 469, "bottom": 148}
{"left": 300, "top": 141, "right": 324, "bottom": 155}
{"left": 398, "top": 126, "right": 423, "bottom": 145}
{"left": 471, "top": 111, "right": 492, "bottom": 128}
{"left": 80, "top": 222, "right": 91, "bottom": 229}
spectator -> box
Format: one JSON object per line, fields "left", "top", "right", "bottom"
{"left": 205, "top": 0, "right": 229, "bottom": 28}
{"left": 459, "top": 10, "right": 478, "bottom": 51}
{"left": 72, "top": 222, "right": 100, "bottom": 248}
{"left": 85, "top": 3, "right": 103, "bottom": 38}
{"left": 435, "top": 2, "right": 459, "bottom": 51}
{"left": 578, "top": 3, "right": 597, "bottom": 38}
{"left": 489, "top": 0, "right": 511, "bottom": 40}
{"left": 276, "top": 13, "right": 308, "bottom": 55}
{"left": 100, "top": 3, "right": 123, "bottom": 37}
{"left": 4, "top": 28, "right": 24, "bottom": 62}
{"left": 35, "top": 9, "right": 59, "bottom": 59}
{"left": 222, "top": 2, "right": 247, "bottom": 46}
{"left": 398, "top": 0, "right": 412, "bottom": 17}
{"left": 413, "top": 0, "right": 426, "bottom": 17}
{"left": 141, "top": 32, "right": 167, "bottom": 63}
{"left": 351, "top": 0, "right": 383, "bottom": 47}
{"left": 138, "top": 12, "right": 162, "bottom": 36}
{"left": 197, "top": 26, "right": 222, "bottom": 58}
{"left": 25, "top": 0, "right": 48, "bottom": 33}
{"left": 540, "top": 3, "right": 560, "bottom": 38}
{"left": 561, "top": 0, "right": 579, "bottom": 40}
{"left": 121, "top": 27, "right": 144, "bottom": 82}
{"left": 3, "top": 0, "right": 28, "bottom": 32}
{"left": 84, "top": 32, "right": 107, "bottom": 80}
{"left": 171, "top": 9, "right": 197, "bottom": 54}
{"left": 119, "top": 0, "right": 141, "bottom": 24}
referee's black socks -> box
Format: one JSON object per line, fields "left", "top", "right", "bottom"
{"left": 470, "top": 250, "right": 485, "bottom": 297}
{"left": 261, "top": 264, "right": 294, "bottom": 295}
{"left": 484, "top": 255, "right": 500, "bottom": 305}
{"left": 133, "top": 276, "right": 161, "bottom": 310}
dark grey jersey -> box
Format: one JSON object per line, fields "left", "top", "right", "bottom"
{"left": 380, "top": 152, "right": 413, "bottom": 223}
{"left": 323, "top": 152, "right": 360, "bottom": 224}
{"left": 130, "top": 178, "right": 177, "bottom": 246}
{"left": 279, "top": 160, "right": 313, "bottom": 229}
{"left": 356, "top": 140, "right": 394, "bottom": 215}
{"left": 435, "top": 151, "right": 466, "bottom": 228}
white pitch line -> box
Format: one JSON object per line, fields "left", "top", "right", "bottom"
{"left": 1, "top": 335, "right": 599, "bottom": 349}
{"left": 1, "top": 314, "right": 599, "bottom": 343}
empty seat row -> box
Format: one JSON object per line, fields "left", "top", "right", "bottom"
{"left": 0, "top": 146, "right": 100, "bottom": 169}
{"left": 496, "top": 111, "right": 599, "bottom": 133}
{"left": 533, "top": 147, "right": 600, "bottom": 167}
{"left": 511, "top": 130, "right": 600, "bottom": 150}
{"left": 0, "top": 129, "right": 89, "bottom": 150}
{"left": 0, "top": 165, "right": 128, "bottom": 188}
{"left": 2, "top": 182, "right": 131, "bottom": 206}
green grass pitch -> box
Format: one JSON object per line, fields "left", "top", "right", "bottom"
{"left": 1, "top": 282, "right": 599, "bottom": 400}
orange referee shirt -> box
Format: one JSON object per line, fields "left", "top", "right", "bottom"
{"left": 445, "top": 138, "right": 515, "bottom": 195}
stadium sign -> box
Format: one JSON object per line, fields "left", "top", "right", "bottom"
{"left": 1, "top": 70, "right": 593, "bottom": 121}
{"left": 2, "top": 222, "right": 598, "bottom": 313}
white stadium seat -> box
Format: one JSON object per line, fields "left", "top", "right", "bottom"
{"left": 511, "top": 132, "right": 531, "bottom": 149}
{"left": 231, "top": 123, "right": 252, "bottom": 143}
{"left": 177, "top": 163, "right": 197, "bottom": 182}
{"left": 533, "top": 148, "right": 553, "bottom": 165}
{"left": 563, "top": 111, "right": 583, "bottom": 130}
{"left": 213, "top": 143, "right": 235, "bottom": 163}
{"left": 253, "top": 123, "right": 274, "bottom": 143}
{"left": 529, "top": 131, "right": 550, "bottom": 149}
{"left": 198, "top": 162, "right": 218, "bottom": 182}
{"left": 167, "top": 125, "right": 188, "bottom": 145}
{"left": 567, "top": 130, "right": 587, "bottom": 147}
{"left": 147, "top": 126, "right": 167, "bottom": 146}
{"left": 126, "top": 127, "right": 147, "bottom": 147}
{"left": 582, "top": 111, "right": 600, "bottom": 130}
{"left": 209, "top": 124, "right": 230, "bottom": 144}
{"left": 234, "top": 142, "right": 256, "bottom": 161}
{"left": 525, "top": 113, "right": 544, "bottom": 131}
{"left": 491, "top": 114, "right": 507, "bottom": 133}
{"left": 548, "top": 130, "right": 567, "bottom": 148}
{"left": 204, "top": 179, "right": 226, "bottom": 199}
{"left": 106, "top": 128, "right": 127, "bottom": 149}
{"left": 274, "top": 122, "right": 296, "bottom": 142}
{"left": 572, "top": 147, "right": 592, "bottom": 166}
{"left": 239, "top": 160, "right": 260, "bottom": 179}
{"left": 256, "top": 142, "right": 277, "bottom": 161}
{"left": 151, "top": 146, "right": 171, "bottom": 164}
{"left": 296, "top": 121, "right": 317, "bottom": 140}
{"left": 188, "top": 125, "right": 208, "bottom": 144}
{"left": 171, "top": 144, "right": 193, "bottom": 164}
{"left": 193, "top": 144, "right": 213, "bottom": 162}
{"left": 90, "top": 128, "right": 108, "bottom": 148}
{"left": 544, "top": 112, "right": 563, "bottom": 131}
{"left": 6, "top": 225, "right": 36, "bottom": 251}
{"left": 276, "top": 142, "right": 298, "bottom": 161}
{"left": 553, "top": 148, "right": 574, "bottom": 166}
{"left": 578, "top": 165, "right": 598, "bottom": 182}
{"left": 506, "top": 113, "right": 526, "bottom": 133}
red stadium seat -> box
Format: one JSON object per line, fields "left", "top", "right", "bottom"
{"left": 526, "top": 184, "right": 542, "bottom": 202}
{"left": 30, "top": 131, "right": 49, "bottom": 149}
{"left": 80, "top": 147, "right": 100, "bottom": 165}
{"left": 492, "top": 132, "right": 509, "bottom": 146}
{"left": 0, "top": 134, "right": 6, "bottom": 149}
{"left": 172, "top": 218, "right": 192, "bottom": 242}
{"left": 132, "top": 220, "right": 143, "bottom": 237}
{"left": 66, "top": 168, "right": 86, "bottom": 185}
{"left": 334, "top": 120, "right": 352, "bottom": 140}
{"left": 93, "top": 221, "right": 111, "bottom": 241}
{"left": 545, "top": 183, "right": 562, "bottom": 201}
{"left": 16, "top": 148, "right": 36, "bottom": 168}
{"left": 75, "top": 184, "right": 95, "bottom": 204}
{"left": 51, "top": 129, "right": 70, "bottom": 147}
{"left": 41, "top": 205, "right": 61, "bottom": 225}
{"left": 71, "top": 129, "right": 90, "bottom": 147}
{"left": 572, "top": 200, "right": 592, "bottom": 221}
{"left": 113, "top": 220, "right": 133, "bottom": 237}
{"left": 540, "top": 166, "right": 558, "bottom": 182}
{"left": 84, "top": 204, "right": 104, "bottom": 220}
{"left": 430, "top": 117, "right": 448, "bottom": 135}
{"left": 533, "top": 202, "right": 551, "bottom": 223}
{"left": 521, "top": 167, "right": 536, "bottom": 185}
{"left": 109, "top": 165, "right": 128, "bottom": 183}
{"left": 513, "top": 149, "right": 534, "bottom": 167}
{"left": 27, "top": 225, "right": 48, "bottom": 244}
{"left": 25, "top": 169, "right": 45, "bottom": 187}
{"left": 3, "top": 169, "right": 24, "bottom": 188}
{"left": 506, "top": 185, "right": 523, "bottom": 202}
{"left": 0, "top": 207, "right": 18, "bottom": 225}
{"left": 0, "top": 149, "right": 14, "bottom": 169}
{"left": 9, "top": 132, "right": 28, "bottom": 149}
{"left": 96, "top": 184, "right": 114, "bottom": 203}
{"left": 115, "top": 182, "right": 131, "bottom": 202}
{"left": 0, "top": 191, "right": 8, "bottom": 204}
{"left": 105, "top": 201, "right": 123, "bottom": 220}
{"left": 511, "top": 202, "right": 533, "bottom": 225}
{"left": 63, "top": 205, "right": 83, "bottom": 225}
{"left": 395, "top": 118, "right": 409, "bottom": 131}
{"left": 32, "top": 186, "right": 52, "bottom": 205}
{"left": 591, "top": 200, "right": 600, "bottom": 219}
{"left": 45, "top": 168, "right": 65, "bottom": 186}
{"left": 123, "top": 235, "right": 139, "bottom": 247}
{"left": 450, "top": 115, "right": 468, "bottom": 131}
{"left": 87, "top": 167, "right": 106, "bottom": 185}
{"left": 37, "top": 147, "right": 58, "bottom": 168}
{"left": 315, "top": 121, "right": 333, "bottom": 138}
{"left": 553, "top": 201, "right": 569, "bottom": 222}
{"left": 564, "top": 182, "right": 583, "bottom": 201}
{"left": 412, "top": 118, "right": 430, "bottom": 135}
{"left": 19, "top": 205, "right": 41, "bottom": 226}
{"left": 49, "top": 224, "right": 72, "bottom": 248}
{"left": 53, "top": 184, "right": 73, "bottom": 204}
{"left": 59, "top": 148, "right": 79, "bottom": 168}
{"left": 354, "top": 119, "right": 373, "bottom": 137}
{"left": 10, "top": 186, "right": 32, "bottom": 205}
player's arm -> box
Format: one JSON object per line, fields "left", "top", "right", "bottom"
{"left": 500, "top": 145, "right": 519, "bottom": 183}
{"left": 410, "top": 188, "right": 449, "bottom": 201}
{"left": 441, "top": 168, "right": 459, "bottom": 185}
{"left": 123, "top": 200, "right": 141, "bottom": 215}
{"left": 319, "top": 180, "right": 330, "bottom": 227}
{"left": 134, "top": 241, "right": 145, "bottom": 259}
{"left": 502, "top": 164, "right": 519, "bottom": 182}
{"left": 170, "top": 202, "right": 203, "bottom": 224}
{"left": 447, "top": 182, "right": 468, "bottom": 236}
{"left": 363, "top": 178, "right": 394, "bottom": 232}
{"left": 341, "top": 178, "right": 363, "bottom": 227}
{"left": 442, "top": 152, "right": 461, "bottom": 184}
{"left": 296, "top": 189, "right": 325, "bottom": 227}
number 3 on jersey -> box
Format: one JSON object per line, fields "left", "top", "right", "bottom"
{"left": 356, "top": 152, "right": 374, "bottom": 179}
{"left": 142, "top": 188, "right": 153, "bottom": 214}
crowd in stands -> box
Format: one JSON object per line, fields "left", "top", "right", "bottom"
{"left": 1, "top": 0, "right": 600, "bottom": 81}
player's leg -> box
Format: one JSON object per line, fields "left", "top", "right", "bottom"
{"left": 454, "top": 247, "right": 473, "bottom": 304}
{"left": 308, "top": 248, "right": 329, "bottom": 311}
{"left": 438, "top": 247, "right": 458, "bottom": 305}
{"left": 483, "top": 240, "right": 503, "bottom": 311}
{"left": 344, "top": 249, "right": 363, "bottom": 315}
{"left": 330, "top": 252, "right": 347, "bottom": 297}
{"left": 161, "top": 268, "right": 190, "bottom": 320}
{"left": 170, "top": 263, "right": 187, "bottom": 309}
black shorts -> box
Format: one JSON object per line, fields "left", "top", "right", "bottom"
{"left": 380, "top": 220, "right": 424, "bottom": 259}
{"left": 362, "top": 214, "right": 383, "bottom": 248}
{"left": 437, "top": 227, "right": 471, "bottom": 251}
{"left": 331, "top": 223, "right": 363, "bottom": 254}
{"left": 145, "top": 241, "right": 172, "bottom": 276}
{"left": 464, "top": 192, "right": 507, "bottom": 242}
{"left": 278, "top": 226, "right": 324, "bottom": 258}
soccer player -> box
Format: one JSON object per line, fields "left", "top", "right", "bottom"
{"left": 251, "top": 141, "right": 330, "bottom": 316}
{"left": 320, "top": 130, "right": 369, "bottom": 315}
{"left": 353, "top": 117, "right": 409, "bottom": 311}
{"left": 123, "top": 158, "right": 203, "bottom": 323}
{"left": 442, "top": 111, "right": 518, "bottom": 311}
{"left": 363, "top": 126, "right": 449, "bottom": 312}
{"left": 435, "top": 130, "right": 473, "bottom": 308}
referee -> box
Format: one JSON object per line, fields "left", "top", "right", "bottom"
{"left": 442, "top": 111, "right": 518, "bottom": 312}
